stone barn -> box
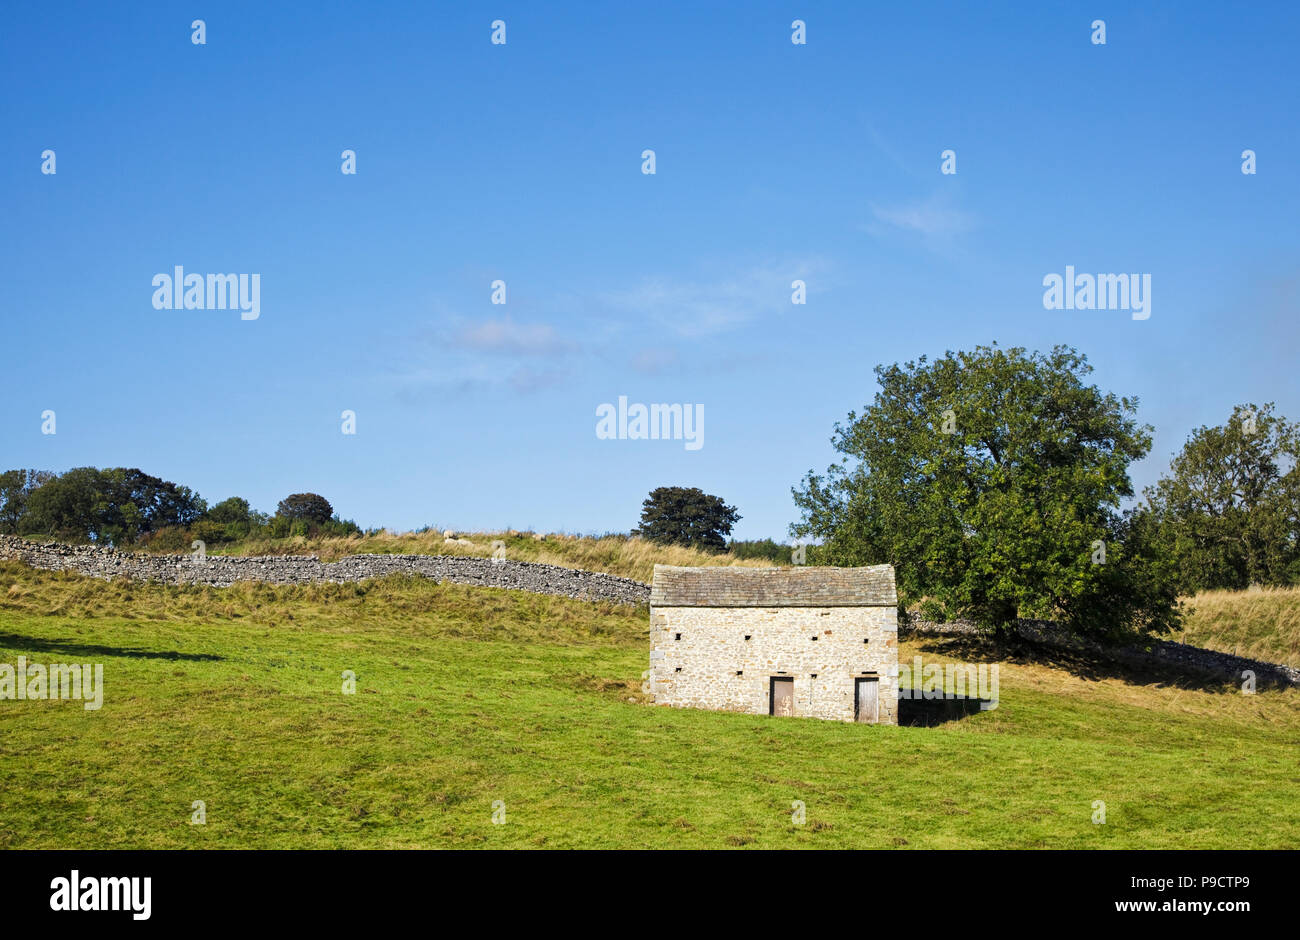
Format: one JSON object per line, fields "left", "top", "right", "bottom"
{"left": 646, "top": 564, "right": 899, "bottom": 724}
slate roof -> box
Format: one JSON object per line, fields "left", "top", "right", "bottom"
{"left": 650, "top": 564, "right": 896, "bottom": 608}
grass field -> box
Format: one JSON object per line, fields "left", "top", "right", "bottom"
{"left": 1, "top": 561, "right": 1297, "bottom": 849}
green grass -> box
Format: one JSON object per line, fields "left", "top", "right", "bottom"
{"left": 1, "top": 561, "right": 1297, "bottom": 848}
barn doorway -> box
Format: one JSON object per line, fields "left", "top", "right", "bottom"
{"left": 855, "top": 677, "right": 879, "bottom": 724}
{"left": 770, "top": 677, "right": 794, "bottom": 716}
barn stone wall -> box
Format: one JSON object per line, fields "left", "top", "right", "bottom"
{"left": 648, "top": 605, "right": 899, "bottom": 723}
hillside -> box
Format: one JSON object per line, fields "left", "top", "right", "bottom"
{"left": 1173, "top": 585, "right": 1300, "bottom": 668}
{"left": 130, "top": 530, "right": 770, "bottom": 584}
{"left": 1, "top": 561, "right": 1296, "bottom": 849}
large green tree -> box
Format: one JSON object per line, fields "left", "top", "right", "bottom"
{"left": 0, "top": 469, "right": 55, "bottom": 534}
{"left": 20, "top": 467, "right": 205, "bottom": 544}
{"left": 276, "top": 493, "right": 334, "bottom": 525}
{"left": 791, "top": 345, "right": 1180, "bottom": 638}
{"left": 636, "top": 486, "right": 740, "bottom": 552}
{"left": 206, "top": 496, "right": 252, "bottom": 526}
{"left": 1139, "top": 403, "right": 1300, "bottom": 591}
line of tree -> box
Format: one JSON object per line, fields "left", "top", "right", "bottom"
{"left": 1135, "top": 403, "right": 1299, "bottom": 592}
{"left": 789, "top": 344, "right": 1299, "bottom": 641}
{"left": 0, "top": 468, "right": 358, "bottom": 547}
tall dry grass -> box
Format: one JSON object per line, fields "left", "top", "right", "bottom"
{"left": 207, "top": 530, "right": 776, "bottom": 583}
{"left": 1175, "top": 585, "right": 1300, "bottom": 667}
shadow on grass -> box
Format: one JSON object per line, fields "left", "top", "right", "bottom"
{"left": 898, "top": 695, "right": 990, "bottom": 726}
{"left": 0, "top": 632, "right": 222, "bottom": 662}
{"left": 905, "top": 632, "right": 1241, "bottom": 693}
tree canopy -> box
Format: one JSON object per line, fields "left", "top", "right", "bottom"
{"left": 0, "top": 469, "right": 55, "bottom": 534}
{"left": 791, "top": 344, "right": 1180, "bottom": 638}
{"left": 636, "top": 486, "right": 740, "bottom": 553}
{"left": 276, "top": 493, "right": 335, "bottom": 525}
{"left": 207, "top": 496, "right": 252, "bottom": 526}
{"left": 19, "top": 467, "right": 206, "bottom": 545}
{"left": 1139, "top": 403, "right": 1300, "bottom": 591}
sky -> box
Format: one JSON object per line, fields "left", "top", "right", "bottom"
{"left": 3, "top": 1, "right": 1298, "bottom": 540}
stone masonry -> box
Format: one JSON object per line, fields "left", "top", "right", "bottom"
{"left": 0, "top": 535, "right": 650, "bottom": 606}
{"left": 648, "top": 564, "right": 899, "bottom": 723}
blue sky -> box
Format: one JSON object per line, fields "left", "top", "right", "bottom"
{"left": 3, "top": 1, "right": 1297, "bottom": 539}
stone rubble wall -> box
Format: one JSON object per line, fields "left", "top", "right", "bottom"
{"left": 906, "top": 613, "right": 1300, "bottom": 688}
{"left": 0, "top": 535, "right": 651, "bottom": 607}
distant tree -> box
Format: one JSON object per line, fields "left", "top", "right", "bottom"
{"left": 114, "top": 469, "right": 205, "bottom": 531}
{"left": 276, "top": 493, "right": 334, "bottom": 525}
{"left": 1140, "top": 403, "right": 1300, "bottom": 591}
{"left": 206, "top": 496, "right": 252, "bottom": 526}
{"left": 791, "top": 345, "right": 1180, "bottom": 639}
{"left": 21, "top": 468, "right": 108, "bottom": 540}
{"left": 0, "top": 469, "right": 55, "bottom": 534}
{"left": 636, "top": 486, "right": 740, "bottom": 552}
{"left": 187, "top": 495, "right": 257, "bottom": 545}
{"left": 728, "top": 538, "right": 794, "bottom": 564}
{"left": 0, "top": 470, "right": 22, "bottom": 533}
{"left": 20, "top": 467, "right": 205, "bottom": 543}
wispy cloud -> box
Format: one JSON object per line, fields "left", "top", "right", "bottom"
{"left": 447, "top": 317, "right": 579, "bottom": 357}
{"left": 384, "top": 314, "right": 583, "bottom": 399}
{"left": 387, "top": 259, "right": 825, "bottom": 397}
{"left": 865, "top": 121, "right": 916, "bottom": 177}
{"left": 386, "top": 361, "right": 567, "bottom": 401}
{"left": 869, "top": 194, "right": 975, "bottom": 238}
{"left": 599, "top": 259, "right": 826, "bottom": 338}
{"left": 628, "top": 346, "right": 681, "bottom": 375}
{"left": 506, "top": 366, "right": 567, "bottom": 393}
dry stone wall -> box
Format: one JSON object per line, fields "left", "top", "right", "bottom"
{"left": 0, "top": 535, "right": 650, "bottom": 606}
{"left": 906, "top": 613, "right": 1300, "bottom": 688}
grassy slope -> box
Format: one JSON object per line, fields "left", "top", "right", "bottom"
{"left": 152, "top": 530, "right": 1300, "bottom": 670}
{"left": 0, "top": 562, "right": 1297, "bottom": 849}
{"left": 222, "top": 535, "right": 1300, "bottom": 669}
{"left": 107, "top": 529, "right": 1300, "bottom": 667}
{"left": 1173, "top": 586, "right": 1300, "bottom": 668}
{"left": 142, "top": 530, "right": 771, "bottom": 583}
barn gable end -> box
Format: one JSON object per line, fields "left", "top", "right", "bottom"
{"left": 648, "top": 564, "right": 899, "bottom": 724}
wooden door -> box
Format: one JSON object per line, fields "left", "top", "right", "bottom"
{"left": 855, "top": 677, "right": 879, "bottom": 724}
{"left": 770, "top": 677, "right": 794, "bottom": 716}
